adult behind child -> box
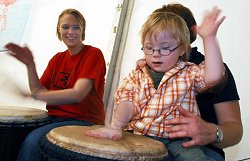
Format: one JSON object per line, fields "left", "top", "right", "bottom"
{"left": 154, "top": 3, "right": 243, "bottom": 160}
{"left": 86, "top": 7, "right": 226, "bottom": 161}
{"left": 5, "top": 8, "right": 106, "bottom": 161}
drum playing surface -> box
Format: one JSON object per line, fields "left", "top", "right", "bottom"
{"left": 0, "top": 106, "right": 48, "bottom": 122}
{"left": 45, "top": 125, "right": 167, "bottom": 161}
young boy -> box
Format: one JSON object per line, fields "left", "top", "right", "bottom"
{"left": 86, "top": 7, "right": 225, "bottom": 161}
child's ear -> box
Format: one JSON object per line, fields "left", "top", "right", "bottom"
{"left": 178, "top": 50, "right": 186, "bottom": 61}
{"left": 179, "top": 50, "right": 185, "bottom": 56}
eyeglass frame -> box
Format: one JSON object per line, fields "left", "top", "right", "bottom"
{"left": 141, "top": 45, "right": 180, "bottom": 56}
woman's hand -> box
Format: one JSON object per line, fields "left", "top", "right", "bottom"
{"left": 85, "top": 126, "right": 123, "bottom": 141}
{"left": 165, "top": 106, "right": 216, "bottom": 147}
{"left": 5, "top": 42, "right": 35, "bottom": 67}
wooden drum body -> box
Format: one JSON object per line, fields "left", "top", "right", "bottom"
{"left": 39, "top": 125, "right": 168, "bottom": 161}
{"left": 0, "top": 106, "right": 49, "bottom": 161}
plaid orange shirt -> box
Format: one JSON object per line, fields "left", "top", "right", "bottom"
{"left": 114, "top": 59, "right": 210, "bottom": 137}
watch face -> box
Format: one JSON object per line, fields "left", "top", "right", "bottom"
{"left": 216, "top": 127, "right": 223, "bottom": 143}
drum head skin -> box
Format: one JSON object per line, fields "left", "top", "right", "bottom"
{"left": 45, "top": 125, "right": 168, "bottom": 161}
{"left": 0, "top": 106, "right": 48, "bottom": 122}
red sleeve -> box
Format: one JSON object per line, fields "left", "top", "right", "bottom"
{"left": 78, "top": 48, "right": 106, "bottom": 92}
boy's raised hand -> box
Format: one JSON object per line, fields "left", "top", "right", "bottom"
{"left": 197, "top": 7, "right": 226, "bottom": 38}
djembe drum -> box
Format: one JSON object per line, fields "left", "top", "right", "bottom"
{"left": 39, "top": 125, "right": 169, "bottom": 161}
{"left": 0, "top": 106, "right": 49, "bottom": 161}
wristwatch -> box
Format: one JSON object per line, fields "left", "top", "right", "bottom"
{"left": 215, "top": 125, "right": 223, "bottom": 143}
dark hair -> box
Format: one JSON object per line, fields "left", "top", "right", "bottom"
{"left": 153, "top": 3, "right": 197, "bottom": 43}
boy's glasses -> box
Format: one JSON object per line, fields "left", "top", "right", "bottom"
{"left": 141, "top": 45, "right": 179, "bottom": 56}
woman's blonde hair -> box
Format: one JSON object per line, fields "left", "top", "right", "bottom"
{"left": 56, "top": 8, "right": 86, "bottom": 41}
{"left": 140, "top": 11, "right": 191, "bottom": 61}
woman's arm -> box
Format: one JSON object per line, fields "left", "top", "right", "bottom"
{"left": 34, "top": 78, "right": 93, "bottom": 105}
{"left": 5, "top": 43, "right": 43, "bottom": 92}
{"left": 5, "top": 42, "right": 95, "bottom": 105}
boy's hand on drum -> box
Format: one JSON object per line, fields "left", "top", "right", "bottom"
{"left": 85, "top": 126, "right": 123, "bottom": 141}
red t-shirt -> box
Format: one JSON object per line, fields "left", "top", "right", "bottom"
{"left": 40, "top": 45, "right": 106, "bottom": 124}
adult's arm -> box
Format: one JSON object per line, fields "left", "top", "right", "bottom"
{"left": 165, "top": 101, "right": 243, "bottom": 148}
{"left": 5, "top": 42, "right": 95, "bottom": 105}
{"left": 34, "top": 78, "right": 93, "bottom": 105}
{"left": 213, "top": 100, "right": 243, "bottom": 148}
{"left": 5, "top": 43, "right": 42, "bottom": 92}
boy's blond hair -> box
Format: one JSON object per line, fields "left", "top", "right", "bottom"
{"left": 140, "top": 11, "right": 191, "bottom": 61}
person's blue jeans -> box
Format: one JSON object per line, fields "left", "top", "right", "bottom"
{"left": 200, "top": 146, "right": 225, "bottom": 161}
{"left": 148, "top": 137, "right": 224, "bottom": 161}
{"left": 16, "top": 117, "right": 92, "bottom": 161}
